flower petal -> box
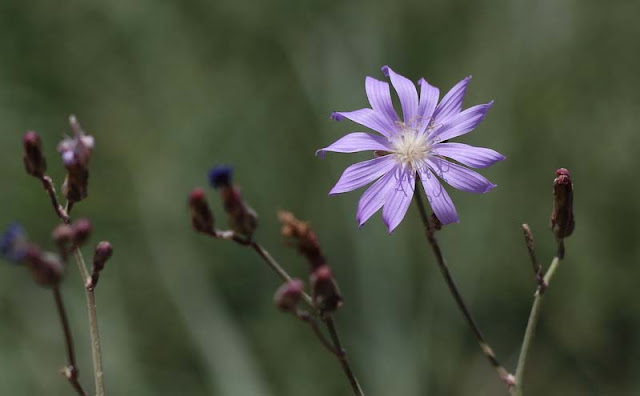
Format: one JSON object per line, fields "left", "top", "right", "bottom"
{"left": 331, "top": 109, "right": 395, "bottom": 138}
{"left": 316, "top": 132, "right": 392, "bottom": 158}
{"left": 330, "top": 156, "right": 396, "bottom": 195}
{"left": 382, "top": 166, "right": 416, "bottom": 233}
{"left": 419, "top": 169, "right": 459, "bottom": 225}
{"left": 356, "top": 169, "right": 396, "bottom": 227}
{"left": 381, "top": 66, "right": 419, "bottom": 126}
{"left": 431, "top": 142, "right": 505, "bottom": 169}
{"left": 417, "top": 78, "right": 439, "bottom": 133}
{"left": 365, "top": 77, "right": 399, "bottom": 127}
{"left": 431, "top": 102, "right": 493, "bottom": 143}
{"left": 428, "top": 157, "right": 496, "bottom": 193}
{"left": 432, "top": 76, "right": 471, "bottom": 125}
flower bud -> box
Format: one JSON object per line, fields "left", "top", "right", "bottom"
{"left": 88, "top": 241, "right": 113, "bottom": 290}
{"left": 551, "top": 168, "right": 575, "bottom": 240}
{"left": 52, "top": 224, "right": 74, "bottom": 260}
{"left": 24, "top": 246, "right": 65, "bottom": 287}
{"left": 22, "top": 131, "right": 47, "bottom": 178}
{"left": 311, "top": 265, "right": 343, "bottom": 314}
{"left": 58, "top": 115, "right": 94, "bottom": 203}
{"left": 278, "top": 211, "right": 325, "bottom": 270}
{"left": 209, "top": 166, "right": 258, "bottom": 237}
{"left": 0, "top": 223, "right": 29, "bottom": 264}
{"left": 71, "top": 218, "right": 92, "bottom": 247}
{"left": 274, "top": 278, "right": 304, "bottom": 312}
{"left": 189, "top": 188, "right": 215, "bottom": 234}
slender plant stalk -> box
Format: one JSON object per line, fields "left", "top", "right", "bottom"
{"left": 72, "top": 248, "right": 105, "bottom": 396}
{"left": 324, "top": 317, "right": 365, "bottom": 396}
{"left": 513, "top": 254, "right": 562, "bottom": 396}
{"left": 413, "top": 189, "right": 514, "bottom": 388}
{"left": 53, "top": 286, "right": 87, "bottom": 396}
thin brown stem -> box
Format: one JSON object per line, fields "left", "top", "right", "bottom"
{"left": 296, "top": 310, "right": 340, "bottom": 356}
{"left": 40, "top": 176, "right": 70, "bottom": 223}
{"left": 53, "top": 287, "right": 87, "bottom": 396}
{"left": 324, "top": 317, "right": 364, "bottom": 396}
{"left": 413, "top": 189, "right": 514, "bottom": 388}
{"left": 521, "top": 224, "right": 546, "bottom": 291}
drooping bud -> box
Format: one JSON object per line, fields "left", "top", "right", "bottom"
{"left": 208, "top": 166, "right": 258, "bottom": 238}
{"left": 0, "top": 223, "right": 29, "bottom": 264}
{"left": 71, "top": 218, "right": 92, "bottom": 247}
{"left": 273, "top": 278, "right": 304, "bottom": 312}
{"left": 278, "top": 211, "right": 325, "bottom": 270}
{"left": 551, "top": 168, "right": 575, "bottom": 240}
{"left": 24, "top": 245, "right": 65, "bottom": 287}
{"left": 87, "top": 241, "right": 113, "bottom": 290}
{"left": 311, "top": 265, "right": 343, "bottom": 314}
{"left": 22, "top": 131, "right": 47, "bottom": 178}
{"left": 189, "top": 188, "right": 215, "bottom": 234}
{"left": 52, "top": 224, "right": 74, "bottom": 260}
{"left": 58, "top": 115, "right": 94, "bottom": 203}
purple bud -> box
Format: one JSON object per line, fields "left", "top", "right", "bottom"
{"left": 274, "top": 278, "right": 304, "bottom": 312}
{"left": 24, "top": 246, "right": 65, "bottom": 287}
{"left": 71, "top": 218, "right": 92, "bottom": 247}
{"left": 311, "top": 265, "right": 343, "bottom": 314}
{"left": 208, "top": 165, "right": 233, "bottom": 189}
{"left": 189, "top": 188, "right": 215, "bottom": 234}
{"left": 23, "top": 131, "right": 47, "bottom": 178}
{"left": 551, "top": 168, "right": 575, "bottom": 240}
{"left": 93, "top": 241, "right": 113, "bottom": 272}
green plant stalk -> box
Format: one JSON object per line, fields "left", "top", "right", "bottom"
{"left": 73, "top": 248, "right": 105, "bottom": 396}
{"left": 513, "top": 255, "right": 562, "bottom": 396}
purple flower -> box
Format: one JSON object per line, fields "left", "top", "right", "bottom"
{"left": 0, "top": 223, "right": 28, "bottom": 264}
{"left": 317, "top": 66, "right": 505, "bottom": 232}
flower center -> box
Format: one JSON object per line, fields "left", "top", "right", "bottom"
{"left": 391, "top": 128, "right": 431, "bottom": 171}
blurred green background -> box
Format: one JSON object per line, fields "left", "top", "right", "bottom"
{"left": 1, "top": 0, "right": 638, "bottom": 395}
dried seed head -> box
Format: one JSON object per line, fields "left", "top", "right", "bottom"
{"left": 278, "top": 211, "right": 325, "bottom": 270}
{"left": 23, "top": 131, "right": 47, "bottom": 178}
{"left": 274, "top": 278, "right": 304, "bottom": 312}
{"left": 58, "top": 115, "right": 94, "bottom": 203}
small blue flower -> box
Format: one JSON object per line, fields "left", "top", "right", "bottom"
{"left": 0, "top": 223, "right": 28, "bottom": 264}
{"left": 208, "top": 165, "right": 233, "bottom": 189}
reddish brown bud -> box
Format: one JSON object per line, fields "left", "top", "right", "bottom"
{"left": 71, "top": 218, "right": 92, "bottom": 247}
{"left": 551, "top": 168, "right": 575, "bottom": 240}
{"left": 88, "top": 241, "right": 113, "bottom": 290}
{"left": 24, "top": 245, "right": 64, "bottom": 287}
{"left": 278, "top": 211, "right": 325, "bottom": 270}
{"left": 274, "top": 278, "right": 304, "bottom": 312}
{"left": 221, "top": 187, "right": 258, "bottom": 238}
{"left": 52, "top": 224, "right": 74, "bottom": 259}
{"left": 23, "top": 131, "right": 47, "bottom": 178}
{"left": 189, "top": 188, "right": 215, "bottom": 234}
{"left": 311, "top": 265, "right": 343, "bottom": 314}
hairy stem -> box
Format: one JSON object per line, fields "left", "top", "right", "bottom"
{"left": 72, "top": 248, "right": 105, "bottom": 396}
{"left": 513, "top": 253, "right": 562, "bottom": 396}
{"left": 53, "top": 287, "right": 87, "bottom": 396}
{"left": 413, "top": 190, "right": 514, "bottom": 388}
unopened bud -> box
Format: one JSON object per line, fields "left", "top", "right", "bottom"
{"left": 23, "top": 131, "right": 47, "bottom": 178}
{"left": 551, "top": 168, "right": 575, "bottom": 240}
{"left": 88, "top": 241, "right": 113, "bottom": 290}
{"left": 209, "top": 166, "right": 258, "bottom": 237}
{"left": 24, "top": 246, "right": 64, "bottom": 287}
{"left": 71, "top": 218, "right": 92, "bottom": 247}
{"left": 274, "top": 278, "right": 304, "bottom": 312}
{"left": 52, "top": 224, "right": 74, "bottom": 260}
{"left": 278, "top": 211, "right": 325, "bottom": 270}
{"left": 189, "top": 188, "right": 215, "bottom": 234}
{"left": 311, "top": 265, "right": 343, "bottom": 314}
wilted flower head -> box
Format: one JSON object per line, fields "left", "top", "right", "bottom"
{"left": 58, "top": 115, "right": 94, "bottom": 203}
{"left": 317, "top": 66, "right": 505, "bottom": 232}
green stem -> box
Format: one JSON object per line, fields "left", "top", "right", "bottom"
{"left": 324, "top": 317, "right": 364, "bottom": 396}
{"left": 513, "top": 255, "right": 562, "bottom": 396}
{"left": 73, "top": 248, "right": 105, "bottom": 396}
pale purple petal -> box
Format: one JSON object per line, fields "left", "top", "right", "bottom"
{"left": 431, "top": 102, "right": 493, "bottom": 143}
{"left": 381, "top": 66, "right": 419, "bottom": 126}
{"left": 331, "top": 109, "right": 395, "bottom": 138}
{"left": 330, "top": 156, "right": 396, "bottom": 195}
{"left": 417, "top": 78, "right": 439, "bottom": 133}
{"left": 419, "top": 169, "right": 459, "bottom": 224}
{"left": 316, "top": 132, "right": 392, "bottom": 158}
{"left": 382, "top": 166, "right": 416, "bottom": 233}
{"left": 428, "top": 157, "right": 496, "bottom": 193}
{"left": 432, "top": 76, "right": 471, "bottom": 125}
{"left": 365, "top": 77, "right": 399, "bottom": 126}
{"left": 431, "top": 142, "right": 505, "bottom": 168}
{"left": 356, "top": 169, "right": 396, "bottom": 227}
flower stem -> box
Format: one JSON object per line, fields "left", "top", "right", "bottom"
{"left": 513, "top": 253, "right": 562, "bottom": 396}
{"left": 72, "top": 248, "right": 105, "bottom": 396}
{"left": 413, "top": 191, "right": 514, "bottom": 388}
{"left": 324, "top": 317, "right": 364, "bottom": 396}
{"left": 52, "top": 286, "right": 87, "bottom": 396}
